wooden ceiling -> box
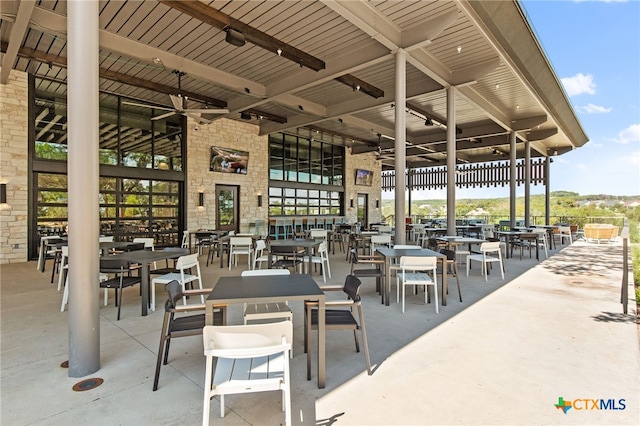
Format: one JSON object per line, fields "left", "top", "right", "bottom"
{"left": 0, "top": 0, "right": 588, "bottom": 170}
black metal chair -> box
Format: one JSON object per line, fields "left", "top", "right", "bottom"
{"left": 99, "top": 258, "right": 142, "bottom": 320}
{"left": 153, "top": 280, "right": 224, "bottom": 391}
{"left": 439, "top": 248, "right": 462, "bottom": 303}
{"left": 304, "top": 275, "right": 372, "bottom": 379}
{"left": 270, "top": 245, "right": 304, "bottom": 273}
{"left": 348, "top": 248, "right": 384, "bottom": 294}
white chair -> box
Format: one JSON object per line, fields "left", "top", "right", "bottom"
{"left": 309, "top": 228, "right": 327, "bottom": 242}
{"left": 378, "top": 225, "right": 393, "bottom": 234}
{"left": 252, "top": 239, "right": 270, "bottom": 269}
{"left": 99, "top": 235, "right": 114, "bottom": 243}
{"left": 228, "top": 237, "right": 254, "bottom": 270}
{"left": 150, "top": 253, "right": 204, "bottom": 311}
{"left": 36, "top": 235, "right": 60, "bottom": 271}
{"left": 133, "top": 237, "right": 156, "bottom": 267}
{"left": 56, "top": 245, "right": 69, "bottom": 292}
{"left": 466, "top": 241, "right": 504, "bottom": 282}
{"left": 532, "top": 229, "right": 549, "bottom": 259}
{"left": 241, "top": 270, "right": 293, "bottom": 328}
{"left": 181, "top": 230, "right": 189, "bottom": 249}
{"left": 202, "top": 321, "right": 293, "bottom": 426}
{"left": 304, "top": 241, "right": 331, "bottom": 282}
{"left": 370, "top": 234, "right": 391, "bottom": 255}
{"left": 557, "top": 226, "right": 573, "bottom": 245}
{"left": 396, "top": 256, "right": 438, "bottom": 313}
{"left": 388, "top": 245, "right": 422, "bottom": 292}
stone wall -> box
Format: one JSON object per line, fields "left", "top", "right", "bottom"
{"left": 345, "top": 148, "right": 383, "bottom": 225}
{"left": 185, "top": 118, "right": 268, "bottom": 232}
{"left": 0, "top": 70, "right": 29, "bottom": 264}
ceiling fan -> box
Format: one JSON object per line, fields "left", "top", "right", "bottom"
{"left": 123, "top": 70, "right": 228, "bottom": 124}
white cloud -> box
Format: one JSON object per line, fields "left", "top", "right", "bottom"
{"left": 619, "top": 150, "right": 640, "bottom": 166}
{"left": 589, "top": 142, "right": 604, "bottom": 148}
{"left": 577, "top": 103, "right": 612, "bottom": 114}
{"left": 576, "top": 164, "right": 588, "bottom": 170}
{"left": 616, "top": 124, "right": 640, "bottom": 144}
{"left": 561, "top": 73, "right": 596, "bottom": 96}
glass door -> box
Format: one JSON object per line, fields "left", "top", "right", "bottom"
{"left": 216, "top": 185, "right": 240, "bottom": 233}
{"left": 357, "top": 193, "right": 368, "bottom": 227}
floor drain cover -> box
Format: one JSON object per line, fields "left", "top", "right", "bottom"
{"left": 72, "top": 378, "right": 104, "bottom": 391}
{"left": 60, "top": 360, "right": 69, "bottom": 368}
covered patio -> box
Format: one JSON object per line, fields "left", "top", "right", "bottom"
{"left": 1, "top": 239, "right": 637, "bottom": 424}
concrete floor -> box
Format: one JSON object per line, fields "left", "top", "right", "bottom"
{"left": 1, "top": 239, "right": 638, "bottom": 425}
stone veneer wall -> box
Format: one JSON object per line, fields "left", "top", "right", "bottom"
{"left": 0, "top": 70, "right": 29, "bottom": 264}
{"left": 344, "top": 148, "right": 383, "bottom": 225}
{"left": 185, "top": 118, "right": 268, "bottom": 232}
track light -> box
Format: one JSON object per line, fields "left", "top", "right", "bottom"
{"left": 225, "top": 28, "right": 245, "bottom": 47}
{"left": 425, "top": 118, "right": 433, "bottom": 126}
{"left": 240, "top": 111, "right": 252, "bottom": 120}
{"left": 277, "top": 48, "right": 282, "bottom": 56}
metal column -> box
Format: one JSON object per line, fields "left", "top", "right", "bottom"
{"left": 545, "top": 155, "right": 551, "bottom": 225}
{"left": 509, "top": 132, "right": 517, "bottom": 228}
{"left": 68, "top": 0, "right": 100, "bottom": 377}
{"left": 524, "top": 141, "right": 531, "bottom": 227}
{"left": 446, "top": 86, "right": 456, "bottom": 236}
{"left": 394, "top": 49, "right": 407, "bottom": 245}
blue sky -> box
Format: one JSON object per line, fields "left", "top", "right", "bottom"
{"left": 403, "top": 0, "right": 640, "bottom": 200}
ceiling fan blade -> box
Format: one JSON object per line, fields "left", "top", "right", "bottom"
{"left": 121, "top": 101, "right": 175, "bottom": 112}
{"left": 151, "top": 111, "right": 178, "bottom": 121}
{"left": 185, "top": 112, "right": 212, "bottom": 124}
{"left": 169, "top": 94, "right": 184, "bottom": 111}
{"left": 183, "top": 108, "right": 229, "bottom": 114}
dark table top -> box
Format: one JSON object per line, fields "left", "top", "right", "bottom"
{"left": 208, "top": 274, "right": 325, "bottom": 303}
{"left": 376, "top": 247, "right": 446, "bottom": 259}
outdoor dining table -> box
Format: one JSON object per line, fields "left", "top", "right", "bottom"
{"left": 436, "top": 236, "right": 485, "bottom": 251}
{"left": 495, "top": 230, "right": 526, "bottom": 259}
{"left": 268, "top": 239, "right": 321, "bottom": 273}
{"left": 375, "top": 247, "right": 447, "bottom": 307}
{"left": 105, "top": 248, "right": 187, "bottom": 316}
{"left": 205, "top": 274, "right": 327, "bottom": 388}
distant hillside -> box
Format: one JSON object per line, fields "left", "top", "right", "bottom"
{"left": 380, "top": 191, "right": 640, "bottom": 223}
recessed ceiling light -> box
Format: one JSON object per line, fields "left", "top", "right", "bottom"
{"left": 457, "top": 46, "right": 462, "bottom": 54}
{"left": 495, "top": 84, "right": 500, "bottom": 89}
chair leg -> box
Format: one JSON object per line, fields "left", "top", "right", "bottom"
{"left": 153, "top": 316, "right": 170, "bottom": 391}
{"left": 117, "top": 286, "right": 123, "bottom": 321}
{"left": 203, "top": 355, "right": 214, "bottom": 426}
{"left": 357, "top": 308, "right": 372, "bottom": 375}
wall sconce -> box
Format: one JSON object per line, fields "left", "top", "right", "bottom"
{"left": 257, "top": 195, "right": 263, "bottom": 207}
{"left": 349, "top": 198, "right": 354, "bottom": 208}
{"left": 198, "top": 192, "right": 204, "bottom": 207}
{"left": 376, "top": 199, "right": 380, "bottom": 209}
{"left": 0, "top": 183, "right": 6, "bottom": 204}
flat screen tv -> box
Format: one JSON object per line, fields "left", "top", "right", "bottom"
{"left": 210, "top": 146, "right": 249, "bottom": 174}
{"left": 355, "top": 169, "right": 373, "bottom": 186}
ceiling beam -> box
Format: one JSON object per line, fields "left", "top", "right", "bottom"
{"left": 158, "top": 0, "right": 325, "bottom": 72}
{"left": 0, "top": 41, "right": 228, "bottom": 108}
{"left": 1, "top": 0, "right": 36, "bottom": 84}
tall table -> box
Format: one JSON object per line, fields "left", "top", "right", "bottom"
{"left": 106, "top": 249, "right": 186, "bottom": 316}
{"left": 268, "top": 239, "right": 320, "bottom": 273}
{"left": 376, "top": 247, "right": 447, "bottom": 307}
{"left": 205, "top": 274, "right": 327, "bottom": 388}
